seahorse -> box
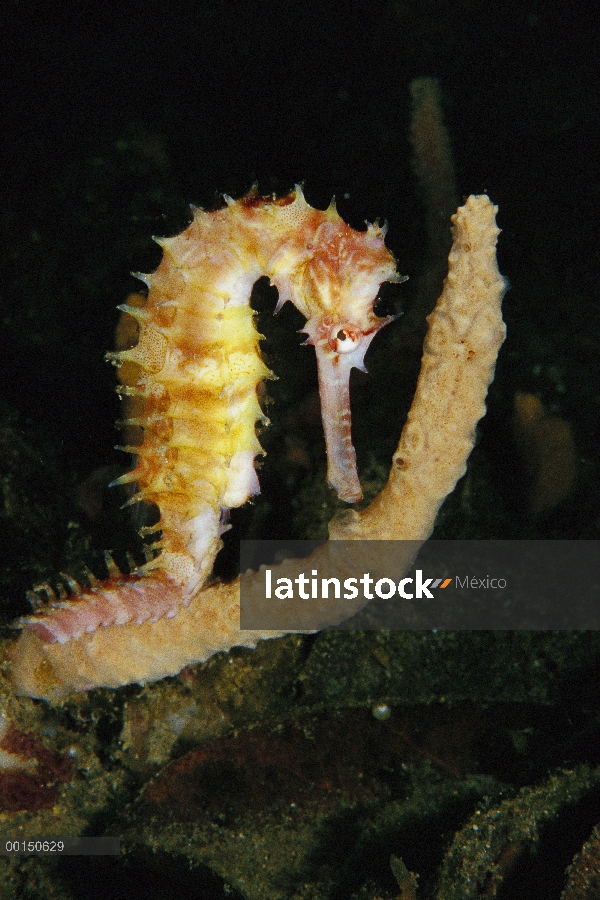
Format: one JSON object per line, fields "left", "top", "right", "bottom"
{"left": 18, "top": 186, "right": 403, "bottom": 645}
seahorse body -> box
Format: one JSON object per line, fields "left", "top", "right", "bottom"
{"left": 18, "top": 186, "right": 400, "bottom": 646}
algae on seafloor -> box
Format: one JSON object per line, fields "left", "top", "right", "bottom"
{"left": 2, "top": 620, "right": 600, "bottom": 899}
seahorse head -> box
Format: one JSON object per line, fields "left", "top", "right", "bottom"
{"left": 267, "top": 188, "right": 406, "bottom": 502}
{"left": 298, "top": 216, "right": 402, "bottom": 368}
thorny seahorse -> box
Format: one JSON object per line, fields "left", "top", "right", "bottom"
{"left": 18, "top": 186, "right": 405, "bottom": 644}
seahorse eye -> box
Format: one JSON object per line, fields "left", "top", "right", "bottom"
{"left": 330, "top": 324, "right": 360, "bottom": 353}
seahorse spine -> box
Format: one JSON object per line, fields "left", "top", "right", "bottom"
{"left": 19, "top": 186, "right": 401, "bottom": 644}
